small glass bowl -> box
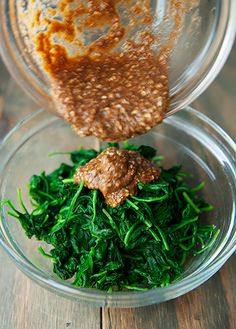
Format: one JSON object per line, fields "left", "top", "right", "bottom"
{"left": 0, "top": 107, "right": 235, "bottom": 308}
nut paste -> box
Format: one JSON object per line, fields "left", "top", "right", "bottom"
{"left": 49, "top": 35, "right": 169, "bottom": 141}
{"left": 74, "top": 147, "right": 160, "bottom": 207}
{"left": 29, "top": 0, "right": 186, "bottom": 141}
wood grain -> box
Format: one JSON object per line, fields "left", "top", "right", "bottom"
{"left": 103, "top": 257, "right": 236, "bottom": 329}
{"left": 0, "top": 39, "right": 235, "bottom": 329}
{"left": 0, "top": 254, "right": 100, "bottom": 329}
{"left": 103, "top": 301, "right": 179, "bottom": 329}
{"left": 193, "top": 45, "right": 236, "bottom": 137}
{"left": 175, "top": 270, "right": 231, "bottom": 329}
{"left": 220, "top": 255, "right": 236, "bottom": 329}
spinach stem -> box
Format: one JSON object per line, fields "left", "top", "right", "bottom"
{"left": 38, "top": 246, "right": 54, "bottom": 259}
{"left": 131, "top": 194, "right": 168, "bottom": 202}
{"left": 102, "top": 208, "right": 121, "bottom": 240}
{"left": 170, "top": 217, "right": 198, "bottom": 232}
{"left": 154, "top": 224, "right": 169, "bottom": 250}
{"left": 191, "top": 182, "right": 205, "bottom": 193}
{"left": 17, "top": 188, "right": 28, "bottom": 214}
{"left": 36, "top": 190, "right": 54, "bottom": 200}
{"left": 63, "top": 178, "right": 75, "bottom": 184}
{"left": 195, "top": 229, "right": 220, "bottom": 254}
{"left": 65, "top": 180, "right": 84, "bottom": 221}
{"left": 124, "top": 221, "right": 140, "bottom": 246}
{"left": 126, "top": 199, "right": 139, "bottom": 210}
{"left": 183, "top": 192, "right": 200, "bottom": 213}
{"left": 92, "top": 190, "right": 98, "bottom": 225}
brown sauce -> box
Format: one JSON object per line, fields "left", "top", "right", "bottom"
{"left": 74, "top": 147, "right": 160, "bottom": 207}
{"left": 50, "top": 34, "right": 169, "bottom": 141}
{"left": 34, "top": 0, "right": 171, "bottom": 141}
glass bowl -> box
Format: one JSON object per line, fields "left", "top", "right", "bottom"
{"left": 0, "top": 1, "right": 236, "bottom": 116}
{"left": 0, "top": 107, "right": 235, "bottom": 308}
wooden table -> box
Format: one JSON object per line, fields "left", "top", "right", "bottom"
{"left": 0, "top": 44, "right": 235, "bottom": 329}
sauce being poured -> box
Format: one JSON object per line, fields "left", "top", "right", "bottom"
{"left": 50, "top": 34, "right": 169, "bottom": 141}
{"left": 33, "top": 0, "right": 173, "bottom": 141}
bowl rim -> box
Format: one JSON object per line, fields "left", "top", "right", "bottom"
{"left": 0, "top": 106, "right": 235, "bottom": 307}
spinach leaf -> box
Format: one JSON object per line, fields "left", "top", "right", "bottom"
{"left": 2, "top": 143, "right": 218, "bottom": 291}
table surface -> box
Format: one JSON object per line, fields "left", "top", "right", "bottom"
{"left": 0, "top": 42, "right": 235, "bottom": 329}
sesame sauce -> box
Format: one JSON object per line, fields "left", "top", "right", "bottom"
{"left": 34, "top": 0, "right": 172, "bottom": 141}
{"left": 74, "top": 147, "right": 160, "bottom": 207}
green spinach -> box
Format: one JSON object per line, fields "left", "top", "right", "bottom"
{"left": 2, "top": 143, "right": 219, "bottom": 291}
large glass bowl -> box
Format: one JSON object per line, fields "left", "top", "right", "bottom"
{"left": 0, "top": 107, "right": 235, "bottom": 307}
{"left": 0, "top": 1, "right": 236, "bottom": 116}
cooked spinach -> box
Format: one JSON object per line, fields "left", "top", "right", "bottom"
{"left": 2, "top": 143, "right": 219, "bottom": 291}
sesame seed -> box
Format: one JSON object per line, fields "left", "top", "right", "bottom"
{"left": 43, "top": 6, "right": 170, "bottom": 142}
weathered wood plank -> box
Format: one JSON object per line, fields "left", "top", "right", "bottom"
{"left": 193, "top": 43, "right": 236, "bottom": 137}
{"left": 103, "top": 256, "right": 236, "bottom": 329}
{"left": 0, "top": 253, "right": 101, "bottom": 329}
{"left": 103, "top": 301, "right": 179, "bottom": 329}
{"left": 220, "top": 255, "right": 236, "bottom": 329}
{"left": 175, "top": 270, "right": 231, "bottom": 329}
